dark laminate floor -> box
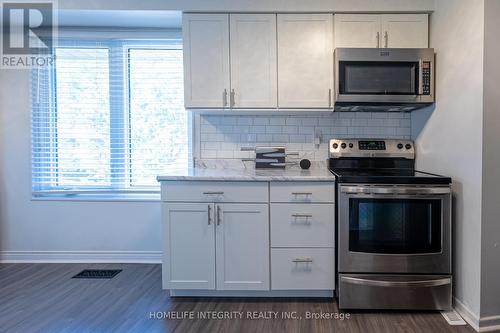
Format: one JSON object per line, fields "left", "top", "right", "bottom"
{"left": 0, "top": 263, "right": 477, "bottom": 333}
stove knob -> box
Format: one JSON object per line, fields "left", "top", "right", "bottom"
{"left": 332, "top": 143, "right": 338, "bottom": 149}
{"left": 341, "top": 143, "right": 347, "bottom": 149}
{"left": 405, "top": 144, "right": 412, "bottom": 150}
{"left": 397, "top": 143, "right": 404, "bottom": 149}
{"left": 349, "top": 143, "right": 354, "bottom": 148}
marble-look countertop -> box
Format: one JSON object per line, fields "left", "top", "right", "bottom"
{"left": 157, "top": 160, "right": 335, "bottom": 182}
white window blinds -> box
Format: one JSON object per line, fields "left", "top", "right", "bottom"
{"left": 31, "top": 38, "right": 190, "bottom": 195}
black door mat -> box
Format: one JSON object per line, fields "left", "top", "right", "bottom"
{"left": 72, "top": 269, "right": 122, "bottom": 279}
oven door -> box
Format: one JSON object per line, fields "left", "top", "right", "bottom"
{"left": 338, "top": 185, "right": 451, "bottom": 274}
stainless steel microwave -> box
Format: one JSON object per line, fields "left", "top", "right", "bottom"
{"left": 334, "top": 48, "right": 435, "bottom": 112}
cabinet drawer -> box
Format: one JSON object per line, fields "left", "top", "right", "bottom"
{"left": 161, "top": 181, "right": 268, "bottom": 203}
{"left": 271, "top": 248, "right": 335, "bottom": 290}
{"left": 270, "top": 182, "right": 334, "bottom": 203}
{"left": 271, "top": 204, "right": 334, "bottom": 247}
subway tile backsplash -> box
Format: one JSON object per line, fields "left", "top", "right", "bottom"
{"left": 199, "top": 112, "right": 411, "bottom": 161}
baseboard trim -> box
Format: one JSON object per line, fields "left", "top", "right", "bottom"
{"left": 170, "top": 289, "right": 334, "bottom": 298}
{"left": 454, "top": 297, "right": 480, "bottom": 331}
{"left": 453, "top": 297, "right": 500, "bottom": 332}
{"left": 479, "top": 314, "right": 500, "bottom": 332}
{"left": 0, "top": 251, "right": 162, "bottom": 263}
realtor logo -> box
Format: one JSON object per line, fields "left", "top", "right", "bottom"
{"left": 1, "top": 0, "right": 57, "bottom": 68}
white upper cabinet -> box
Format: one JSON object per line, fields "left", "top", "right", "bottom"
{"left": 182, "top": 13, "right": 429, "bottom": 110}
{"left": 183, "top": 14, "right": 230, "bottom": 108}
{"left": 277, "top": 14, "right": 334, "bottom": 109}
{"left": 334, "top": 14, "right": 381, "bottom": 48}
{"left": 334, "top": 14, "right": 428, "bottom": 49}
{"left": 381, "top": 14, "right": 428, "bottom": 48}
{"left": 229, "top": 14, "right": 277, "bottom": 108}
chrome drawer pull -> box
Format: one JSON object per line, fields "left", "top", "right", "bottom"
{"left": 291, "top": 192, "right": 312, "bottom": 196}
{"left": 292, "top": 257, "right": 313, "bottom": 263}
{"left": 207, "top": 205, "right": 211, "bottom": 225}
{"left": 203, "top": 191, "right": 224, "bottom": 195}
{"left": 291, "top": 214, "right": 313, "bottom": 218}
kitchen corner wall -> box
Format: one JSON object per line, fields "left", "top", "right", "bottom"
{"left": 198, "top": 112, "right": 411, "bottom": 161}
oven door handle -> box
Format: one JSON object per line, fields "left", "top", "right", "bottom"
{"left": 341, "top": 276, "right": 451, "bottom": 288}
{"left": 341, "top": 186, "right": 450, "bottom": 195}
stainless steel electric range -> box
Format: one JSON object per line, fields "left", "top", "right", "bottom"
{"left": 329, "top": 138, "right": 452, "bottom": 310}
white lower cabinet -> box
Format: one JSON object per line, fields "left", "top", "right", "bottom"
{"left": 162, "top": 184, "right": 270, "bottom": 291}
{"left": 216, "top": 204, "right": 269, "bottom": 290}
{"left": 161, "top": 181, "right": 335, "bottom": 294}
{"left": 270, "top": 203, "right": 334, "bottom": 248}
{"left": 271, "top": 248, "right": 335, "bottom": 290}
{"left": 162, "top": 203, "right": 216, "bottom": 290}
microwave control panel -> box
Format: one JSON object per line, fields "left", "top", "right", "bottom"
{"left": 422, "top": 62, "right": 431, "bottom": 95}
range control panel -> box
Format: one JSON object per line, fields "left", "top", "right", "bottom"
{"left": 359, "top": 140, "right": 386, "bottom": 150}
{"left": 329, "top": 138, "right": 415, "bottom": 159}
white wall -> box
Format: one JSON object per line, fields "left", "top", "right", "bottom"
{"left": 480, "top": 0, "right": 500, "bottom": 320}
{"left": 0, "top": 69, "right": 162, "bottom": 262}
{"left": 412, "top": 0, "right": 484, "bottom": 322}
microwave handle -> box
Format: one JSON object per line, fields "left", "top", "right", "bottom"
{"left": 418, "top": 59, "right": 424, "bottom": 95}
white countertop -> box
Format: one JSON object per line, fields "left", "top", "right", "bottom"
{"left": 156, "top": 160, "right": 335, "bottom": 182}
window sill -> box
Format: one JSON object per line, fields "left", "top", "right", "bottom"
{"left": 31, "top": 191, "right": 161, "bottom": 202}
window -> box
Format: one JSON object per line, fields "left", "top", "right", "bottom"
{"left": 32, "top": 39, "right": 190, "bottom": 196}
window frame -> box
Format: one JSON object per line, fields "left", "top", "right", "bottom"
{"left": 31, "top": 37, "right": 190, "bottom": 200}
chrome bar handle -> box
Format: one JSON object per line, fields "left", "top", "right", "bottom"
{"left": 292, "top": 214, "right": 313, "bottom": 218}
{"left": 216, "top": 205, "right": 221, "bottom": 226}
{"left": 376, "top": 31, "right": 380, "bottom": 48}
{"left": 292, "top": 192, "right": 312, "bottom": 196}
{"left": 207, "top": 205, "right": 211, "bottom": 225}
{"left": 384, "top": 31, "right": 388, "bottom": 48}
{"left": 328, "top": 88, "right": 332, "bottom": 108}
{"left": 203, "top": 191, "right": 224, "bottom": 195}
{"left": 418, "top": 59, "right": 424, "bottom": 95}
{"left": 292, "top": 257, "right": 313, "bottom": 263}
{"left": 223, "top": 89, "right": 228, "bottom": 106}
{"left": 230, "top": 89, "right": 235, "bottom": 107}
{"left": 341, "top": 276, "right": 451, "bottom": 288}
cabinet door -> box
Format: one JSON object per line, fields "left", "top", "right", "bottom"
{"left": 230, "top": 14, "right": 277, "bottom": 108}
{"left": 334, "top": 14, "right": 381, "bottom": 48}
{"left": 163, "top": 203, "right": 215, "bottom": 290}
{"left": 215, "top": 204, "right": 270, "bottom": 290}
{"left": 277, "top": 14, "right": 334, "bottom": 108}
{"left": 183, "top": 14, "right": 230, "bottom": 108}
{"left": 381, "top": 14, "right": 428, "bottom": 48}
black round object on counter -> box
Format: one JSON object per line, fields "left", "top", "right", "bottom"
{"left": 299, "top": 159, "right": 311, "bottom": 170}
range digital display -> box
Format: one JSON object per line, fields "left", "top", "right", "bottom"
{"left": 359, "top": 141, "right": 386, "bottom": 150}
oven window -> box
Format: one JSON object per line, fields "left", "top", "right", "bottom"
{"left": 349, "top": 199, "right": 441, "bottom": 254}
{"left": 339, "top": 61, "right": 418, "bottom": 95}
